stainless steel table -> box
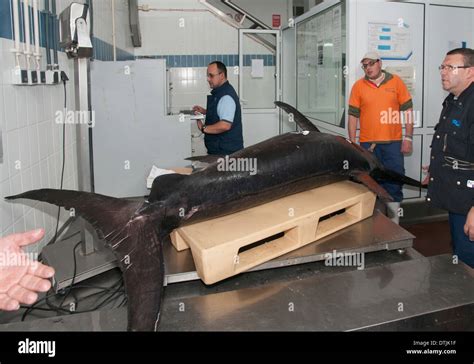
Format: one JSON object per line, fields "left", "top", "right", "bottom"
{"left": 2, "top": 253, "right": 474, "bottom": 331}
{"left": 5, "top": 211, "right": 472, "bottom": 332}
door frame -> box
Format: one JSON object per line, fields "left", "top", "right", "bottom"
{"left": 238, "top": 29, "right": 281, "bottom": 113}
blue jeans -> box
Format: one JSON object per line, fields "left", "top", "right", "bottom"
{"left": 449, "top": 212, "right": 474, "bottom": 268}
{"left": 360, "top": 142, "right": 404, "bottom": 202}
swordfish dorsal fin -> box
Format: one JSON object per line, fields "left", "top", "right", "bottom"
{"left": 275, "top": 101, "right": 320, "bottom": 132}
{"left": 5, "top": 189, "right": 165, "bottom": 331}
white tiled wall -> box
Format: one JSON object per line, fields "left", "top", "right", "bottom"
{"left": 0, "top": 0, "right": 132, "bottom": 252}
{"left": 0, "top": 38, "right": 76, "bottom": 252}
{"left": 169, "top": 67, "right": 239, "bottom": 113}
{"left": 169, "top": 66, "right": 276, "bottom": 111}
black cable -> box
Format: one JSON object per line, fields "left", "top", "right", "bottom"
{"left": 57, "top": 240, "right": 81, "bottom": 310}
{"left": 21, "top": 296, "right": 47, "bottom": 320}
{"left": 21, "top": 278, "right": 124, "bottom": 319}
{"left": 44, "top": 280, "right": 124, "bottom": 315}
{"left": 20, "top": 279, "right": 125, "bottom": 320}
{"left": 38, "top": 218, "right": 75, "bottom": 263}
{"left": 20, "top": 305, "right": 61, "bottom": 312}
{"left": 51, "top": 75, "right": 68, "bottom": 245}
{"left": 118, "top": 295, "right": 128, "bottom": 308}
{"left": 22, "top": 239, "right": 80, "bottom": 320}
{"left": 70, "top": 278, "right": 124, "bottom": 292}
{"left": 21, "top": 202, "right": 126, "bottom": 321}
{"left": 83, "top": 282, "right": 124, "bottom": 312}
{"left": 45, "top": 243, "right": 123, "bottom": 315}
{"left": 25, "top": 231, "right": 88, "bottom": 319}
{"left": 20, "top": 288, "right": 61, "bottom": 321}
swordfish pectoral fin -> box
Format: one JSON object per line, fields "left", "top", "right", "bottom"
{"left": 5, "top": 189, "right": 165, "bottom": 331}
{"left": 371, "top": 168, "right": 424, "bottom": 189}
{"left": 349, "top": 171, "right": 393, "bottom": 202}
{"left": 185, "top": 154, "right": 224, "bottom": 164}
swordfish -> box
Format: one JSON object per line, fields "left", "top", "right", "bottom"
{"left": 6, "top": 102, "right": 422, "bottom": 331}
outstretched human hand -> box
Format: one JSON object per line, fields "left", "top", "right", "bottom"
{"left": 0, "top": 229, "right": 55, "bottom": 311}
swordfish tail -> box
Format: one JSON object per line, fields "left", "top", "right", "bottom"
{"left": 5, "top": 189, "right": 166, "bottom": 332}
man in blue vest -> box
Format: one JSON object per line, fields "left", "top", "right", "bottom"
{"left": 193, "top": 61, "right": 244, "bottom": 155}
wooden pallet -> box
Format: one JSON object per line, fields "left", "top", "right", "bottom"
{"left": 170, "top": 180, "right": 376, "bottom": 284}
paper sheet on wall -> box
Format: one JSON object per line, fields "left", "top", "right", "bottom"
{"left": 251, "top": 59, "right": 264, "bottom": 78}
{"left": 368, "top": 22, "right": 412, "bottom": 60}
{"left": 385, "top": 65, "right": 416, "bottom": 94}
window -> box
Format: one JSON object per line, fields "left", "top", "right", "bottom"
{"left": 296, "top": 3, "right": 346, "bottom": 128}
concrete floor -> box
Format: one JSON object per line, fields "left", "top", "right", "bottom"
{"left": 403, "top": 219, "right": 452, "bottom": 258}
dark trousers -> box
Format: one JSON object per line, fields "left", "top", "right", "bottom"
{"left": 449, "top": 212, "right": 474, "bottom": 268}
{"left": 360, "top": 141, "right": 404, "bottom": 202}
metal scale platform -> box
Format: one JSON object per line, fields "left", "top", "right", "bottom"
{"left": 40, "top": 209, "right": 415, "bottom": 291}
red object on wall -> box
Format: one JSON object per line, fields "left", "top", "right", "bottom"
{"left": 272, "top": 14, "right": 281, "bottom": 28}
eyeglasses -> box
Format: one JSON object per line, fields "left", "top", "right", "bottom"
{"left": 207, "top": 72, "right": 222, "bottom": 78}
{"left": 361, "top": 60, "right": 379, "bottom": 69}
{"left": 438, "top": 65, "right": 471, "bottom": 72}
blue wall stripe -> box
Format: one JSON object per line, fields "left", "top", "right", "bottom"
{"left": 0, "top": 0, "right": 13, "bottom": 40}
{"left": 133, "top": 54, "right": 276, "bottom": 68}
{"left": 19, "top": 0, "right": 24, "bottom": 42}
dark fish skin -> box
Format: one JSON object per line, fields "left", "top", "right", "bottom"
{"left": 5, "top": 102, "right": 422, "bottom": 331}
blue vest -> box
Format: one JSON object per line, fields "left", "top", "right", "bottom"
{"left": 205, "top": 81, "right": 243, "bottom": 155}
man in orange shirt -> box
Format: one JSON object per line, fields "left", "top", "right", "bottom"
{"left": 348, "top": 52, "right": 414, "bottom": 223}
